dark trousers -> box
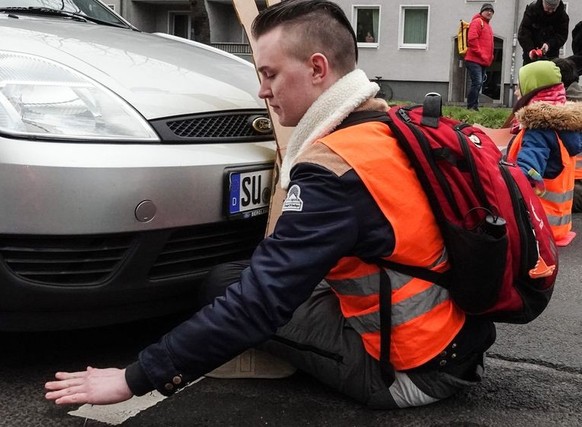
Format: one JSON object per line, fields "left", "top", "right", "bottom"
{"left": 200, "top": 261, "right": 492, "bottom": 409}
{"left": 465, "top": 60, "right": 486, "bottom": 109}
{"left": 574, "top": 180, "right": 582, "bottom": 213}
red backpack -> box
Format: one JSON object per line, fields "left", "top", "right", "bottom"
{"left": 375, "top": 93, "right": 558, "bottom": 324}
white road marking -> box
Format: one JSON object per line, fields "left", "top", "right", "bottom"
{"left": 68, "top": 377, "right": 205, "bottom": 425}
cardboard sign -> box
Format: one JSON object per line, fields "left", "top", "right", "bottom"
{"left": 233, "top": 0, "right": 293, "bottom": 236}
{"left": 472, "top": 124, "right": 514, "bottom": 152}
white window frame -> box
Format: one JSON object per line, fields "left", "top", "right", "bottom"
{"left": 399, "top": 5, "right": 430, "bottom": 50}
{"left": 106, "top": 4, "right": 115, "bottom": 11}
{"left": 353, "top": 5, "right": 381, "bottom": 48}
{"left": 168, "top": 11, "right": 192, "bottom": 40}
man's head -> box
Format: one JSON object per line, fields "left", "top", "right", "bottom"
{"left": 252, "top": 0, "right": 358, "bottom": 127}
{"left": 480, "top": 3, "right": 494, "bottom": 18}
{"left": 542, "top": 0, "right": 560, "bottom": 14}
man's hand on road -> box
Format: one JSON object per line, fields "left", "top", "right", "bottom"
{"left": 45, "top": 366, "right": 133, "bottom": 406}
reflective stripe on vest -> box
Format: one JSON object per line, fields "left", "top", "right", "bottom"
{"left": 507, "top": 130, "right": 575, "bottom": 240}
{"left": 328, "top": 272, "right": 450, "bottom": 330}
{"left": 318, "top": 121, "right": 464, "bottom": 370}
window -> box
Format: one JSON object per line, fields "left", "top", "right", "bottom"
{"left": 353, "top": 6, "right": 380, "bottom": 47}
{"left": 400, "top": 6, "right": 429, "bottom": 49}
{"left": 169, "top": 12, "right": 191, "bottom": 39}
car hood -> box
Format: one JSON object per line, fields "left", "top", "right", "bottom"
{"left": 0, "top": 15, "right": 265, "bottom": 119}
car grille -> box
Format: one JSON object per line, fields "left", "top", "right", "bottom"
{"left": 149, "top": 217, "right": 266, "bottom": 281}
{"left": 150, "top": 110, "right": 274, "bottom": 143}
{"left": 0, "top": 234, "right": 134, "bottom": 286}
{"left": 0, "top": 217, "right": 267, "bottom": 287}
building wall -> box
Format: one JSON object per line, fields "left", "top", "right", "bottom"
{"left": 206, "top": 1, "right": 243, "bottom": 43}
{"left": 121, "top": 0, "right": 209, "bottom": 43}
{"left": 336, "top": 0, "right": 582, "bottom": 105}
{"left": 116, "top": 0, "right": 582, "bottom": 105}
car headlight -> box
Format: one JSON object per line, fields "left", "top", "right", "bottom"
{"left": 0, "top": 51, "right": 159, "bottom": 141}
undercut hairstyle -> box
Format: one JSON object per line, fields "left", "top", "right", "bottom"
{"left": 252, "top": 0, "right": 358, "bottom": 76}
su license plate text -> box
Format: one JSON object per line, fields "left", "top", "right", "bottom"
{"left": 228, "top": 169, "right": 273, "bottom": 217}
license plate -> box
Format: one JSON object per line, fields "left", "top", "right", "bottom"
{"left": 227, "top": 168, "right": 273, "bottom": 218}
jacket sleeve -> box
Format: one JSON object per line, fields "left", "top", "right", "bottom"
{"left": 517, "top": 129, "right": 558, "bottom": 179}
{"left": 518, "top": 7, "right": 536, "bottom": 53}
{"left": 467, "top": 18, "right": 482, "bottom": 44}
{"left": 126, "top": 162, "right": 394, "bottom": 396}
{"left": 573, "top": 21, "right": 582, "bottom": 56}
{"left": 547, "top": 10, "right": 569, "bottom": 52}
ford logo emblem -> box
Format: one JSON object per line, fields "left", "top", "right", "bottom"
{"left": 251, "top": 116, "right": 272, "bottom": 134}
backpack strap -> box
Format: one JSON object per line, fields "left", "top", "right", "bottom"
{"left": 340, "top": 103, "right": 459, "bottom": 384}
{"left": 378, "top": 269, "right": 396, "bottom": 387}
{"left": 335, "top": 110, "right": 390, "bottom": 130}
{"left": 373, "top": 258, "right": 452, "bottom": 288}
{"left": 338, "top": 99, "right": 452, "bottom": 286}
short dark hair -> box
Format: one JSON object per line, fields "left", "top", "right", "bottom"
{"left": 252, "top": 0, "right": 358, "bottom": 76}
{"left": 553, "top": 57, "right": 579, "bottom": 88}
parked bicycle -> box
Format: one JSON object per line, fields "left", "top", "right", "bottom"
{"left": 372, "top": 76, "right": 394, "bottom": 101}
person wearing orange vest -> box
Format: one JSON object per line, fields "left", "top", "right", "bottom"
{"left": 507, "top": 60, "right": 582, "bottom": 246}
{"left": 552, "top": 57, "right": 582, "bottom": 213}
{"left": 45, "top": 0, "right": 496, "bottom": 410}
{"left": 575, "top": 156, "right": 582, "bottom": 212}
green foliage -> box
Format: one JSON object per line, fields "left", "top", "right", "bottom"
{"left": 442, "top": 106, "right": 511, "bottom": 129}
{"left": 388, "top": 102, "right": 512, "bottom": 129}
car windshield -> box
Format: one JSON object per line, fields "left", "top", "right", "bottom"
{"left": 0, "top": 0, "right": 130, "bottom": 28}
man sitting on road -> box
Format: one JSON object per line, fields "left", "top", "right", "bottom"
{"left": 45, "top": 0, "right": 496, "bottom": 409}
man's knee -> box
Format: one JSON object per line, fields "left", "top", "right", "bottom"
{"left": 198, "top": 260, "right": 250, "bottom": 304}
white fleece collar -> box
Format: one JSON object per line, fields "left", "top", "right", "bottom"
{"left": 280, "top": 69, "right": 379, "bottom": 189}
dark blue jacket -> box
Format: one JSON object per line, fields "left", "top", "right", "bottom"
{"left": 518, "top": 128, "right": 582, "bottom": 179}
{"left": 125, "top": 162, "right": 395, "bottom": 395}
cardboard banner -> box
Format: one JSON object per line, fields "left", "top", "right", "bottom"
{"left": 233, "top": 0, "right": 293, "bottom": 236}
{"left": 472, "top": 124, "right": 514, "bottom": 152}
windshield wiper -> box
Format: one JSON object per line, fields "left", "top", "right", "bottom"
{"left": 0, "top": 6, "right": 129, "bottom": 28}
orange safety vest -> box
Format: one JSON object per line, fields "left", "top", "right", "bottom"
{"left": 317, "top": 121, "right": 464, "bottom": 371}
{"left": 507, "top": 130, "right": 575, "bottom": 240}
{"left": 575, "top": 154, "right": 582, "bottom": 180}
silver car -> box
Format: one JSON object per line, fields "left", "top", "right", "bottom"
{"left": 0, "top": 0, "right": 275, "bottom": 330}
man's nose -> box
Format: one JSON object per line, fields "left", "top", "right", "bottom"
{"left": 258, "top": 82, "right": 272, "bottom": 99}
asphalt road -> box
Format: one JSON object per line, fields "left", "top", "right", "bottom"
{"left": 0, "top": 215, "right": 580, "bottom": 427}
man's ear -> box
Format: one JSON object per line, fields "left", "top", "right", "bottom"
{"left": 310, "top": 53, "right": 330, "bottom": 83}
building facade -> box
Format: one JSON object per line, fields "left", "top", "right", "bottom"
{"left": 116, "top": 0, "right": 581, "bottom": 106}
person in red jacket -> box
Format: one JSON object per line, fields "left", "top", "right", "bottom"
{"left": 465, "top": 3, "right": 495, "bottom": 111}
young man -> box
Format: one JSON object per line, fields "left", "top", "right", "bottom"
{"left": 464, "top": 3, "right": 495, "bottom": 111}
{"left": 45, "top": 0, "right": 495, "bottom": 409}
{"left": 518, "top": 0, "right": 569, "bottom": 65}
